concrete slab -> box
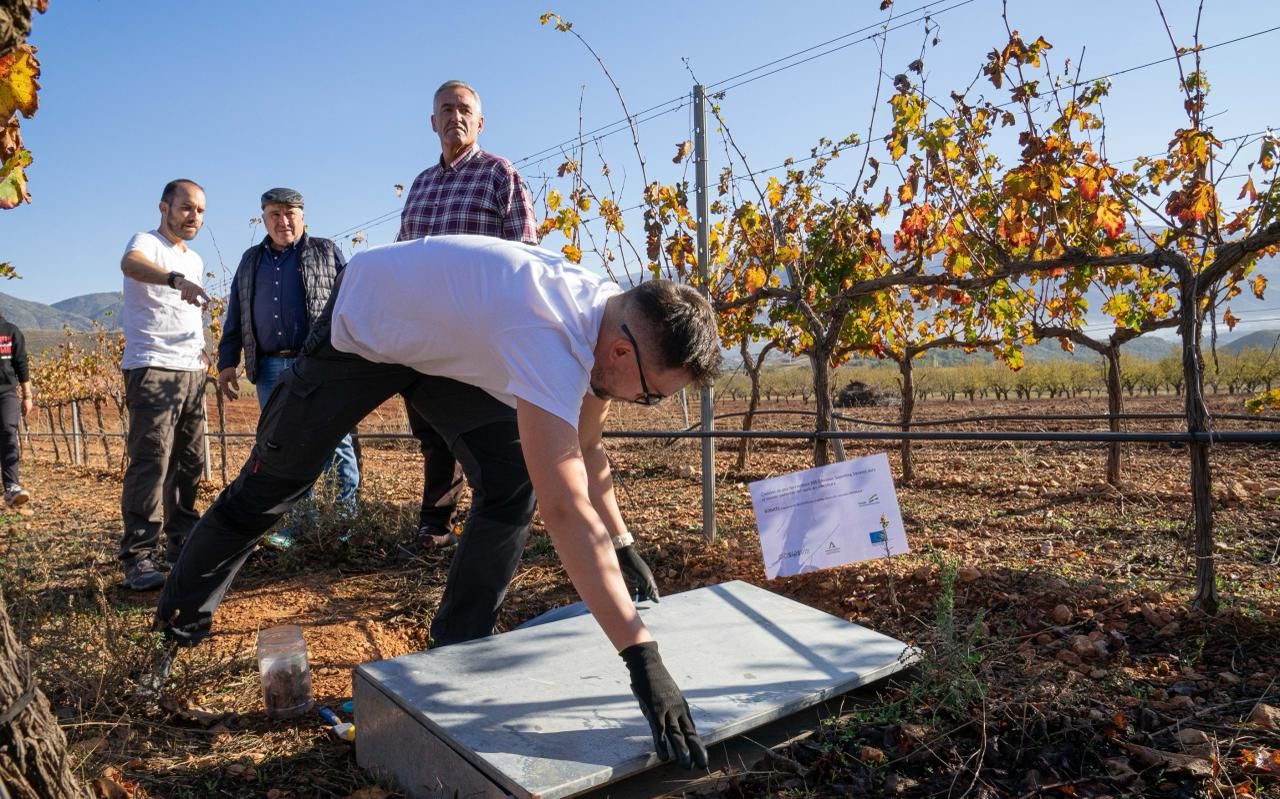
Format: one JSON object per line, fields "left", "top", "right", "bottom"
{"left": 354, "top": 580, "right": 915, "bottom": 799}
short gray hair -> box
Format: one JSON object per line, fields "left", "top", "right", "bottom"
{"left": 433, "top": 80, "right": 481, "bottom": 115}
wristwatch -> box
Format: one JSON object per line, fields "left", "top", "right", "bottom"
{"left": 166, "top": 271, "right": 183, "bottom": 288}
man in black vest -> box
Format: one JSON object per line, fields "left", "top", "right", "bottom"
{"left": 216, "top": 187, "right": 358, "bottom": 546}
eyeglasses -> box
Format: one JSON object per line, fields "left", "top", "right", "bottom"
{"left": 620, "top": 323, "right": 665, "bottom": 406}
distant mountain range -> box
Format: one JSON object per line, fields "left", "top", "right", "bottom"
{"left": 0, "top": 291, "right": 123, "bottom": 331}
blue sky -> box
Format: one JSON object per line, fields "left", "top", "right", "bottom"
{"left": 2, "top": 0, "right": 1277, "bottom": 332}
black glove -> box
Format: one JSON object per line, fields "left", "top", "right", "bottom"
{"left": 619, "top": 641, "right": 708, "bottom": 769}
{"left": 615, "top": 544, "right": 661, "bottom": 602}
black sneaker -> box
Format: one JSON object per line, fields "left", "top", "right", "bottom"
{"left": 122, "top": 557, "right": 166, "bottom": 591}
{"left": 3, "top": 485, "right": 29, "bottom": 507}
{"left": 394, "top": 525, "right": 458, "bottom": 562}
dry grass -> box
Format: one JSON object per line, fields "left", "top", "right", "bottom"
{"left": 0, "top": 393, "right": 1277, "bottom": 797}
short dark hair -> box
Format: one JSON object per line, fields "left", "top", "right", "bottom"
{"left": 160, "top": 179, "right": 203, "bottom": 205}
{"left": 624, "top": 280, "right": 721, "bottom": 385}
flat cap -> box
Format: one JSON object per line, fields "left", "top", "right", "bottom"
{"left": 260, "top": 187, "right": 304, "bottom": 208}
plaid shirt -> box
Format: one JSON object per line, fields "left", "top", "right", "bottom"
{"left": 396, "top": 145, "right": 538, "bottom": 244}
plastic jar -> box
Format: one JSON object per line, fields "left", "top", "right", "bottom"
{"left": 256, "top": 625, "right": 314, "bottom": 719}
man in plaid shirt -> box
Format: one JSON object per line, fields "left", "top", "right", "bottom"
{"left": 396, "top": 79, "right": 539, "bottom": 558}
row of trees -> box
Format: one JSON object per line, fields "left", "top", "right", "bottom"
{"left": 535, "top": 5, "right": 1278, "bottom": 613}
{"left": 719, "top": 344, "right": 1279, "bottom": 404}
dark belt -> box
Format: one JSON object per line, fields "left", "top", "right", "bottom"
{"left": 263, "top": 350, "right": 299, "bottom": 358}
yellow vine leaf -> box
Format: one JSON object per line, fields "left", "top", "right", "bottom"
{"left": 0, "top": 45, "right": 41, "bottom": 121}
{"left": 0, "top": 147, "right": 32, "bottom": 209}
{"left": 765, "top": 176, "right": 783, "bottom": 207}
{"left": 561, "top": 242, "right": 582, "bottom": 263}
{"left": 546, "top": 188, "right": 561, "bottom": 212}
{"left": 1252, "top": 273, "right": 1267, "bottom": 299}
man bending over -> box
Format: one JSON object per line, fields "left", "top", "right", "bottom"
{"left": 154, "top": 234, "right": 720, "bottom": 767}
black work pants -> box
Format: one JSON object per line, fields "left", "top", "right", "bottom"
{"left": 403, "top": 400, "right": 465, "bottom": 530}
{"left": 0, "top": 390, "right": 20, "bottom": 488}
{"left": 155, "top": 336, "right": 535, "bottom": 648}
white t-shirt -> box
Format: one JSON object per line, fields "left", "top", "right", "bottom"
{"left": 331, "top": 235, "right": 621, "bottom": 428}
{"left": 120, "top": 230, "right": 206, "bottom": 371}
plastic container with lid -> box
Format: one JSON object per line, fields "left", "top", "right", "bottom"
{"left": 256, "top": 624, "right": 314, "bottom": 719}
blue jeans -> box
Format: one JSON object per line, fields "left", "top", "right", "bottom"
{"left": 256, "top": 355, "right": 359, "bottom": 505}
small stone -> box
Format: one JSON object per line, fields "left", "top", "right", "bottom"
{"left": 1036, "top": 633, "right": 1055, "bottom": 646}
{"left": 1218, "top": 671, "right": 1241, "bottom": 686}
{"left": 1157, "top": 621, "right": 1181, "bottom": 639}
{"left": 1261, "top": 486, "right": 1280, "bottom": 500}
{"left": 1040, "top": 540, "right": 1055, "bottom": 556}
{"left": 1056, "top": 649, "right": 1082, "bottom": 667}
{"left": 1090, "top": 669, "right": 1109, "bottom": 679}
{"left": 1170, "top": 695, "right": 1195, "bottom": 711}
{"left": 912, "top": 565, "right": 931, "bottom": 581}
{"left": 1052, "top": 604, "right": 1072, "bottom": 625}
{"left": 858, "top": 745, "right": 886, "bottom": 764}
{"left": 1072, "top": 636, "right": 1095, "bottom": 659}
{"left": 1014, "top": 489, "right": 1036, "bottom": 499}
{"left": 1105, "top": 757, "right": 1140, "bottom": 786}
{"left": 1247, "top": 702, "right": 1280, "bottom": 729}
{"left": 1229, "top": 481, "right": 1249, "bottom": 502}
{"left": 956, "top": 566, "right": 981, "bottom": 583}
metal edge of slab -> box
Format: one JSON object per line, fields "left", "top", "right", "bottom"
{"left": 354, "top": 666, "right": 520, "bottom": 799}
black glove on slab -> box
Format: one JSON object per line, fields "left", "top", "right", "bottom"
{"left": 619, "top": 641, "right": 708, "bottom": 769}
{"left": 615, "top": 544, "right": 660, "bottom": 602}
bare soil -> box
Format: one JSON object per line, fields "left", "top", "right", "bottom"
{"left": 3, "top": 393, "right": 1279, "bottom": 798}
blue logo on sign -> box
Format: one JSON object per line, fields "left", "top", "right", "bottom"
{"left": 868, "top": 530, "right": 886, "bottom": 544}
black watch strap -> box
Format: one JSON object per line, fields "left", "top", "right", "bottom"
{"left": 166, "top": 271, "right": 183, "bottom": 288}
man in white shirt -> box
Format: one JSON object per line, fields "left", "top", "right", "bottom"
{"left": 156, "top": 235, "right": 719, "bottom": 767}
{"left": 118, "top": 179, "right": 211, "bottom": 591}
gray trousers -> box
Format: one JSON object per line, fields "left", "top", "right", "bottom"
{"left": 119, "top": 367, "right": 207, "bottom": 564}
{"left": 154, "top": 335, "right": 536, "bottom": 648}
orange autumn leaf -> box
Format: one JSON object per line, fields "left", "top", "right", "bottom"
{"left": 561, "top": 242, "right": 582, "bottom": 263}
{"left": 1167, "top": 180, "right": 1217, "bottom": 224}
{"left": 1094, "top": 196, "right": 1125, "bottom": 238}
{"left": 898, "top": 183, "right": 914, "bottom": 204}
{"left": 1252, "top": 273, "right": 1267, "bottom": 299}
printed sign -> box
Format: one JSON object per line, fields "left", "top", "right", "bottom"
{"left": 748, "top": 452, "right": 908, "bottom": 579}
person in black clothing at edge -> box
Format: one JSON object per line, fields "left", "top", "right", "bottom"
{"left": 153, "top": 234, "right": 721, "bottom": 768}
{"left": 0, "top": 314, "right": 32, "bottom": 507}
